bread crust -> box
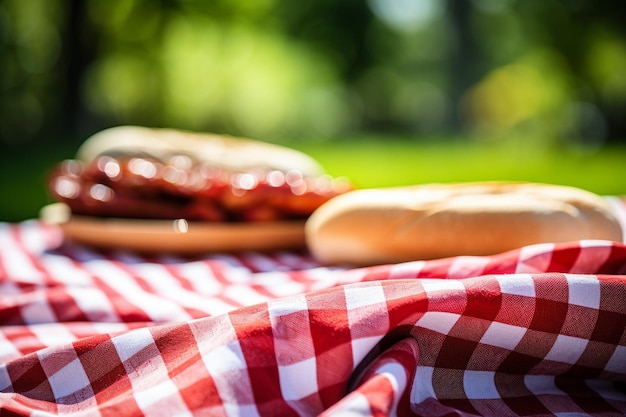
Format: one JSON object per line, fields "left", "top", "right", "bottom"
{"left": 76, "top": 125, "right": 324, "bottom": 176}
{"left": 305, "top": 182, "right": 624, "bottom": 266}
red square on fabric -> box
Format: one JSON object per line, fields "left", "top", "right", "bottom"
{"left": 307, "top": 290, "right": 352, "bottom": 355}
{"left": 590, "top": 310, "right": 626, "bottom": 345}
{"left": 548, "top": 246, "right": 582, "bottom": 272}
{"left": 172, "top": 374, "right": 225, "bottom": 413}
{"left": 495, "top": 294, "right": 536, "bottom": 328}
{"left": 431, "top": 368, "right": 467, "bottom": 400}
{"left": 599, "top": 276, "right": 626, "bottom": 313}
{"left": 412, "top": 328, "right": 447, "bottom": 367}
{"left": 255, "top": 400, "right": 301, "bottom": 416}
{"left": 462, "top": 278, "right": 503, "bottom": 322}
{"left": 435, "top": 336, "right": 480, "bottom": 370}
{"left": 555, "top": 376, "right": 618, "bottom": 414}
{"left": 228, "top": 305, "right": 283, "bottom": 406}
{"left": 528, "top": 298, "right": 569, "bottom": 334}
{"left": 497, "top": 350, "right": 543, "bottom": 375}
{"left": 414, "top": 397, "right": 480, "bottom": 417}
{"left": 518, "top": 328, "right": 560, "bottom": 358}
{"left": 467, "top": 343, "right": 512, "bottom": 372}
{"left": 439, "top": 398, "right": 483, "bottom": 415}
{"left": 534, "top": 274, "right": 570, "bottom": 302}
{"left": 494, "top": 375, "right": 552, "bottom": 416}
{"left": 314, "top": 342, "right": 354, "bottom": 396}
{"left": 449, "top": 315, "right": 492, "bottom": 343}
{"left": 470, "top": 399, "right": 523, "bottom": 416}
{"left": 241, "top": 361, "right": 283, "bottom": 406}
{"left": 91, "top": 367, "right": 137, "bottom": 414}
{"left": 560, "top": 304, "right": 598, "bottom": 339}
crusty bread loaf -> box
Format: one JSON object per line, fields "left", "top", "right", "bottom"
{"left": 76, "top": 125, "right": 324, "bottom": 176}
{"left": 305, "top": 182, "right": 624, "bottom": 266}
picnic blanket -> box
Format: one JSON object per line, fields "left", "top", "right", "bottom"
{"left": 1, "top": 197, "right": 625, "bottom": 416}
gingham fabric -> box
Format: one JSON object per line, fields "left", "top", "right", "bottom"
{"left": 1, "top": 197, "right": 625, "bottom": 416}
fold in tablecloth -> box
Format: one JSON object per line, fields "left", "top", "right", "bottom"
{"left": 0, "top": 197, "right": 625, "bottom": 416}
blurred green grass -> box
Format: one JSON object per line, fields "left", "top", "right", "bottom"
{"left": 294, "top": 137, "right": 626, "bottom": 193}
{"left": 0, "top": 141, "right": 76, "bottom": 223}
{"left": 1, "top": 136, "right": 624, "bottom": 223}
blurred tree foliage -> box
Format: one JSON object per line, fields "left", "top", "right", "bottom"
{"left": 1, "top": 0, "right": 625, "bottom": 148}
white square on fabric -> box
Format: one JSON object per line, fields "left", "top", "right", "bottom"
{"left": 223, "top": 403, "right": 261, "bottom": 417}
{"left": 279, "top": 357, "right": 318, "bottom": 400}
{"left": 351, "top": 336, "right": 382, "bottom": 366}
{"left": 566, "top": 274, "right": 601, "bottom": 309}
{"left": 0, "top": 366, "right": 11, "bottom": 391}
{"left": 345, "top": 284, "right": 390, "bottom": 342}
{"left": 448, "top": 256, "right": 491, "bottom": 279}
{"left": 112, "top": 328, "right": 155, "bottom": 362}
{"left": 134, "top": 379, "right": 186, "bottom": 411}
{"left": 67, "top": 287, "right": 120, "bottom": 322}
{"left": 19, "top": 296, "right": 58, "bottom": 325}
{"left": 42, "top": 255, "right": 93, "bottom": 286}
{"left": 416, "top": 312, "right": 461, "bottom": 335}
{"left": 254, "top": 272, "right": 307, "bottom": 298}
{"left": 374, "top": 361, "right": 407, "bottom": 393}
{"left": 421, "top": 279, "right": 466, "bottom": 295}
{"left": 543, "top": 334, "right": 588, "bottom": 364}
{"left": 497, "top": 274, "right": 536, "bottom": 297}
{"left": 175, "top": 261, "right": 222, "bottom": 295}
{"left": 204, "top": 341, "right": 248, "bottom": 374}
{"left": 524, "top": 375, "right": 563, "bottom": 395}
{"left": 479, "top": 321, "right": 527, "bottom": 351}
{"left": 223, "top": 285, "right": 269, "bottom": 308}
{"left": 463, "top": 370, "right": 499, "bottom": 399}
{"left": 44, "top": 357, "right": 92, "bottom": 400}
{"left": 201, "top": 338, "right": 256, "bottom": 411}
{"left": 344, "top": 283, "right": 386, "bottom": 310}
{"left": 268, "top": 295, "right": 308, "bottom": 318}
{"left": 410, "top": 366, "right": 436, "bottom": 404}
{"left": 30, "top": 323, "right": 77, "bottom": 350}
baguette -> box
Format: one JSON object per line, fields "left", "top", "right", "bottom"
{"left": 305, "top": 182, "right": 624, "bottom": 265}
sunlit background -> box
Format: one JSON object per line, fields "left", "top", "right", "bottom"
{"left": 1, "top": 0, "right": 625, "bottom": 221}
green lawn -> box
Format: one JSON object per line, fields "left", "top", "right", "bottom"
{"left": 292, "top": 137, "right": 626, "bottom": 194}
{"left": 0, "top": 141, "right": 75, "bottom": 222}
{"left": 1, "top": 136, "right": 624, "bottom": 222}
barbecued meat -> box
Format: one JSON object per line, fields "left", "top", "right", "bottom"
{"left": 48, "top": 154, "right": 352, "bottom": 222}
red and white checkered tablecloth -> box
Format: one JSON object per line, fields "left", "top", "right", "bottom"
{"left": 1, "top": 197, "right": 625, "bottom": 416}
